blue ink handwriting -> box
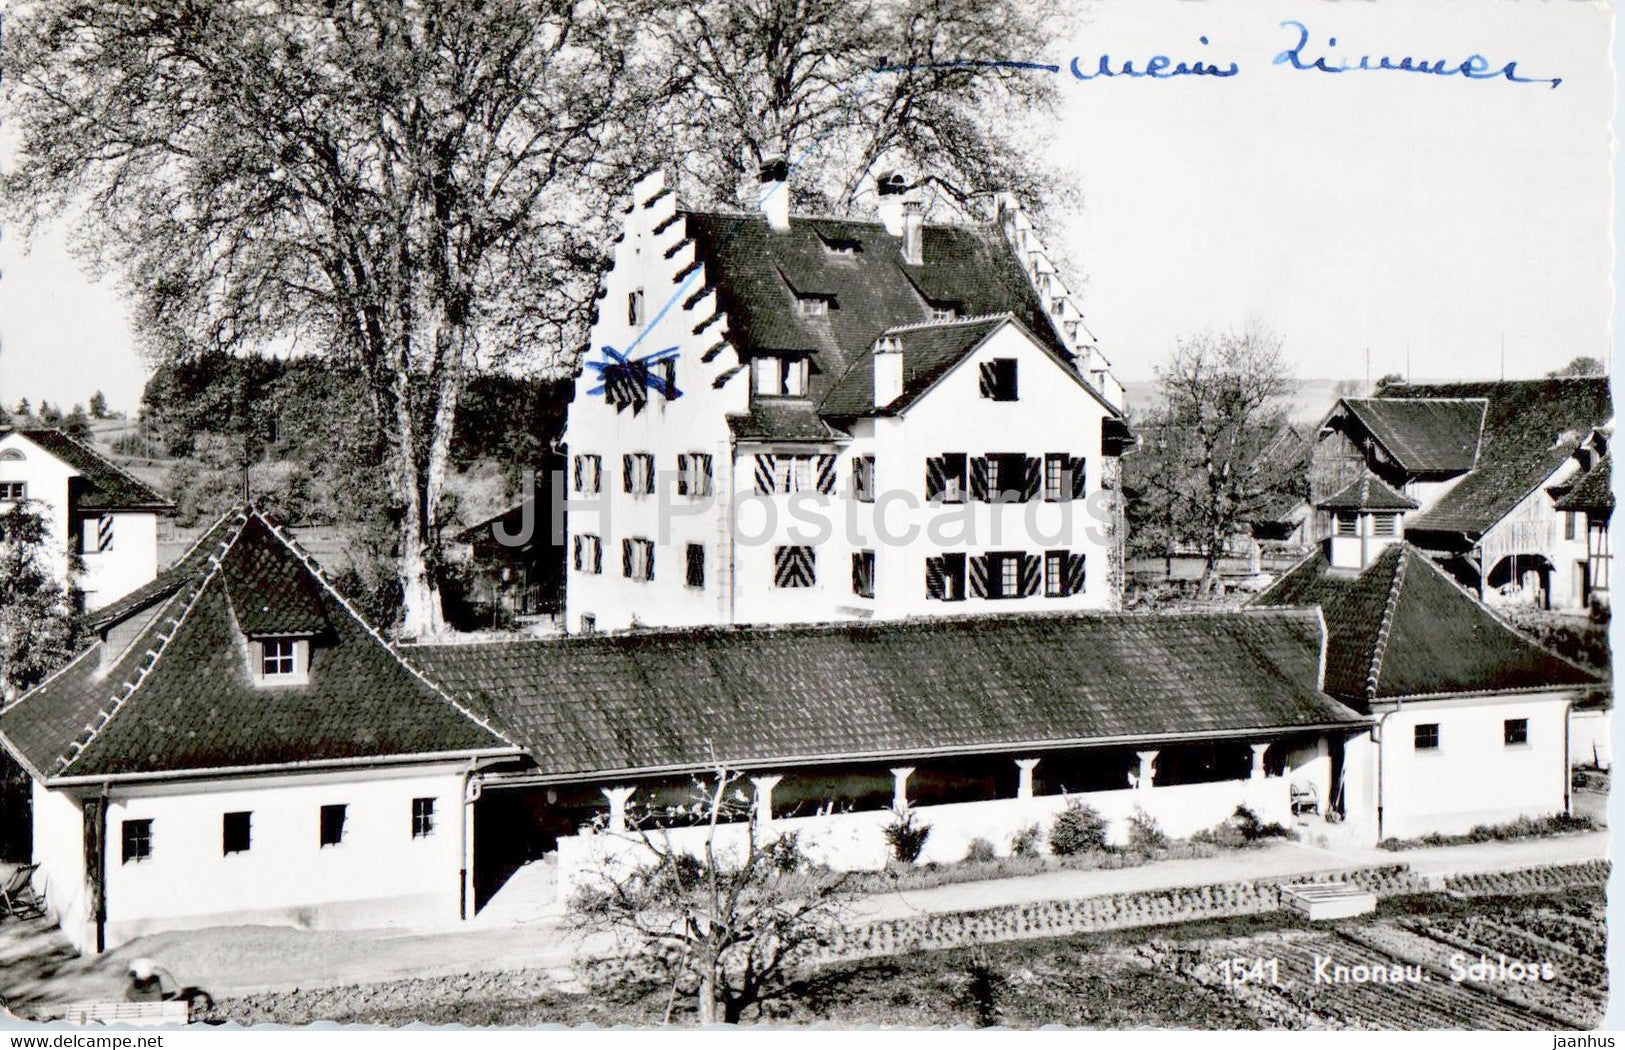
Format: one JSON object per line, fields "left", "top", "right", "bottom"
{"left": 1273, "top": 20, "right": 1562, "bottom": 89}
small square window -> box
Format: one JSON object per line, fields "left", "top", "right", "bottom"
{"left": 320, "top": 804, "right": 347, "bottom": 848}
{"left": 0, "top": 482, "right": 25, "bottom": 500}
{"left": 412, "top": 798, "right": 436, "bottom": 838}
{"left": 686, "top": 543, "right": 706, "bottom": 588}
{"left": 580, "top": 614, "right": 597, "bottom": 634}
{"left": 121, "top": 819, "right": 153, "bottom": 864}
{"left": 261, "top": 638, "right": 298, "bottom": 679}
{"left": 797, "top": 296, "right": 830, "bottom": 317}
{"left": 223, "top": 811, "right": 252, "bottom": 855}
{"left": 1504, "top": 718, "right": 1529, "bottom": 746}
{"left": 1414, "top": 723, "right": 1440, "bottom": 751}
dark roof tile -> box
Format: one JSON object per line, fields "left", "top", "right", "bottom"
{"left": 12, "top": 428, "right": 172, "bottom": 512}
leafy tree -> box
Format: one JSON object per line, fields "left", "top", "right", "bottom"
{"left": 0, "top": 502, "right": 76, "bottom": 704}
{"left": 1125, "top": 324, "right": 1296, "bottom": 595}
{"left": 14, "top": 399, "right": 31, "bottom": 418}
{"left": 1548, "top": 356, "right": 1606, "bottom": 378}
{"left": 37, "top": 402, "right": 60, "bottom": 424}
{"left": 3, "top": 0, "right": 658, "bottom": 637}
{"left": 1374, "top": 372, "right": 1405, "bottom": 389}
{"left": 88, "top": 391, "right": 110, "bottom": 418}
{"left": 641, "top": 0, "right": 1075, "bottom": 217}
{"left": 571, "top": 768, "right": 854, "bottom": 1025}
{"left": 62, "top": 405, "right": 93, "bottom": 441}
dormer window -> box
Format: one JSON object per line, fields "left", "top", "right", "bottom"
{"left": 796, "top": 295, "right": 831, "bottom": 318}
{"left": 253, "top": 637, "right": 310, "bottom": 686}
{"left": 930, "top": 301, "right": 961, "bottom": 323}
{"left": 753, "top": 355, "right": 809, "bottom": 397}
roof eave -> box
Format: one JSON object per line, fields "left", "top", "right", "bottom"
{"left": 41, "top": 745, "right": 527, "bottom": 789}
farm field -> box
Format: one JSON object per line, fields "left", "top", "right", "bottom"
{"left": 213, "top": 884, "right": 1607, "bottom": 1029}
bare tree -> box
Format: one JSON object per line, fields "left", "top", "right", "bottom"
{"left": 1127, "top": 324, "right": 1296, "bottom": 595}
{"left": 2, "top": 0, "right": 656, "bottom": 637}
{"left": 570, "top": 768, "right": 854, "bottom": 1025}
{"left": 639, "top": 0, "right": 1076, "bottom": 218}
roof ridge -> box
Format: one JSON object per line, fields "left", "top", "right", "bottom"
{"left": 55, "top": 510, "right": 251, "bottom": 775}
{"left": 880, "top": 312, "right": 1013, "bottom": 335}
{"left": 680, "top": 207, "right": 984, "bottom": 233}
{"left": 1362, "top": 547, "right": 1410, "bottom": 703}
{"left": 255, "top": 513, "right": 520, "bottom": 749}
{"left": 19, "top": 427, "right": 171, "bottom": 506}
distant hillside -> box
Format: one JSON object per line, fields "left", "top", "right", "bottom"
{"left": 1122, "top": 378, "right": 1357, "bottom": 424}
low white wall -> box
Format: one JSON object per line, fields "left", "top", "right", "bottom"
{"left": 559, "top": 775, "right": 1291, "bottom": 894}
{"left": 1569, "top": 708, "right": 1612, "bottom": 770}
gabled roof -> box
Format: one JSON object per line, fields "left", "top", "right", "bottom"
{"left": 1252, "top": 543, "right": 1600, "bottom": 707}
{"left": 1335, "top": 399, "right": 1485, "bottom": 474}
{"left": 1316, "top": 473, "right": 1420, "bottom": 512}
{"left": 4, "top": 428, "right": 172, "bottom": 512}
{"left": 1554, "top": 453, "right": 1613, "bottom": 514}
{"left": 412, "top": 609, "right": 1364, "bottom": 781}
{"left": 681, "top": 209, "right": 1079, "bottom": 440}
{"left": 1374, "top": 379, "right": 1612, "bottom": 536}
{"left": 0, "top": 508, "right": 515, "bottom": 782}
{"left": 728, "top": 400, "right": 849, "bottom": 443}
{"left": 85, "top": 509, "right": 242, "bottom": 631}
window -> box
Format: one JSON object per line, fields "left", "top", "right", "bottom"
{"left": 628, "top": 288, "right": 644, "bottom": 327}
{"left": 1044, "top": 455, "right": 1071, "bottom": 502}
{"left": 121, "top": 819, "right": 153, "bottom": 864}
{"left": 975, "top": 454, "right": 1037, "bottom": 502}
{"left": 1045, "top": 551, "right": 1067, "bottom": 597}
{"left": 755, "top": 453, "right": 834, "bottom": 495}
{"left": 752, "top": 355, "right": 810, "bottom": 397}
{"left": 978, "top": 358, "right": 1018, "bottom": 401}
{"left": 1335, "top": 511, "right": 1359, "bottom": 537}
{"left": 930, "top": 301, "right": 960, "bottom": 322}
{"left": 0, "top": 482, "right": 25, "bottom": 500}
{"left": 573, "top": 454, "right": 602, "bottom": 495}
{"left": 222, "top": 811, "right": 252, "bottom": 855}
{"left": 1371, "top": 513, "right": 1398, "bottom": 538}
{"left": 1565, "top": 512, "right": 1577, "bottom": 541}
{"left": 1414, "top": 723, "right": 1440, "bottom": 751}
{"left": 1504, "top": 718, "right": 1529, "bottom": 746}
{"left": 926, "top": 454, "right": 968, "bottom": 503}
{"left": 580, "top": 614, "right": 597, "bottom": 634}
{"left": 677, "top": 453, "right": 714, "bottom": 497}
{"left": 686, "top": 543, "right": 706, "bottom": 588}
{"left": 623, "top": 538, "right": 655, "bottom": 581}
{"left": 319, "top": 804, "right": 347, "bottom": 847}
{"left": 852, "top": 550, "right": 876, "bottom": 598}
{"left": 573, "top": 534, "right": 603, "bottom": 574}
{"left": 796, "top": 295, "right": 830, "bottom": 317}
{"left": 927, "top": 552, "right": 967, "bottom": 601}
{"left": 852, "top": 455, "right": 876, "bottom": 503}
{"left": 622, "top": 453, "right": 655, "bottom": 496}
{"left": 774, "top": 545, "right": 816, "bottom": 588}
{"left": 412, "top": 798, "right": 436, "bottom": 838}
{"left": 261, "top": 638, "right": 298, "bottom": 680}
{"left": 998, "top": 552, "right": 1021, "bottom": 598}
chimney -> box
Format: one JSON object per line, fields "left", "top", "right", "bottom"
{"left": 901, "top": 200, "right": 924, "bottom": 266}
{"left": 876, "top": 171, "right": 909, "bottom": 235}
{"left": 874, "top": 335, "right": 904, "bottom": 409}
{"left": 758, "top": 155, "right": 790, "bottom": 231}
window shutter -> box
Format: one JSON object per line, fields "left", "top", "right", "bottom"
{"left": 698, "top": 454, "right": 713, "bottom": 497}
{"left": 970, "top": 456, "right": 990, "bottom": 502}
{"left": 1021, "top": 553, "right": 1042, "bottom": 597}
{"left": 643, "top": 540, "right": 655, "bottom": 580}
{"left": 1021, "top": 457, "right": 1042, "bottom": 502}
{"left": 755, "top": 454, "right": 776, "bottom": 495}
{"left": 572, "top": 536, "right": 583, "bottom": 571}
{"left": 573, "top": 456, "right": 584, "bottom": 492}
{"left": 1066, "top": 552, "right": 1087, "bottom": 596}
{"left": 676, "top": 454, "right": 690, "bottom": 496}
{"left": 622, "top": 454, "right": 634, "bottom": 494}
{"left": 925, "top": 457, "right": 946, "bottom": 502}
{"left": 592, "top": 539, "right": 602, "bottom": 574}
{"left": 816, "top": 454, "right": 837, "bottom": 495}
{"left": 925, "top": 556, "right": 944, "bottom": 600}
{"left": 621, "top": 538, "right": 633, "bottom": 577}
{"left": 774, "top": 545, "right": 816, "bottom": 587}
{"left": 1070, "top": 456, "right": 1086, "bottom": 501}
{"left": 978, "top": 361, "right": 997, "bottom": 398}
{"left": 968, "top": 553, "right": 990, "bottom": 598}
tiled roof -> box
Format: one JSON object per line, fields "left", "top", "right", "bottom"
{"left": 1554, "top": 453, "right": 1613, "bottom": 513}
{"left": 84, "top": 509, "right": 243, "bottom": 630}
{"left": 0, "top": 509, "right": 515, "bottom": 782}
{"left": 9, "top": 428, "right": 172, "bottom": 512}
{"left": 1252, "top": 544, "right": 1600, "bottom": 707}
{"left": 728, "top": 400, "right": 849, "bottom": 443}
{"left": 1374, "top": 379, "right": 1612, "bottom": 536}
{"left": 1316, "top": 474, "right": 1421, "bottom": 511}
{"left": 1338, "top": 399, "right": 1485, "bottom": 473}
{"left": 682, "top": 210, "right": 1073, "bottom": 439}
{"left": 411, "top": 610, "right": 1364, "bottom": 781}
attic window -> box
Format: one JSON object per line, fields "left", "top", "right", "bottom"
{"left": 825, "top": 241, "right": 857, "bottom": 256}
{"left": 930, "top": 301, "right": 961, "bottom": 323}
{"left": 796, "top": 295, "right": 831, "bottom": 318}
{"left": 255, "top": 637, "right": 309, "bottom": 686}
{"left": 753, "top": 355, "right": 809, "bottom": 397}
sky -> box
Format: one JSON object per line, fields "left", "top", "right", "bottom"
{"left": 0, "top": 0, "right": 1614, "bottom": 412}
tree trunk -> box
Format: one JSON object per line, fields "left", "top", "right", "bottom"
{"left": 697, "top": 968, "right": 719, "bottom": 1025}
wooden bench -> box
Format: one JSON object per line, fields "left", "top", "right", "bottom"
{"left": 49, "top": 1001, "right": 192, "bottom": 1027}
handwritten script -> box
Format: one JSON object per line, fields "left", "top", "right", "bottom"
{"left": 876, "top": 21, "right": 1562, "bottom": 90}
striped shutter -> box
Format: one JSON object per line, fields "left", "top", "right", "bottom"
{"left": 592, "top": 539, "right": 602, "bottom": 574}
{"left": 925, "top": 556, "right": 944, "bottom": 600}
{"left": 97, "top": 514, "right": 114, "bottom": 552}
{"left": 925, "top": 457, "right": 947, "bottom": 501}
{"left": 697, "top": 454, "right": 713, "bottom": 496}
{"left": 816, "top": 454, "right": 837, "bottom": 495}
{"left": 572, "top": 536, "right": 583, "bottom": 571}
{"left": 642, "top": 540, "right": 654, "bottom": 580}
{"left": 622, "top": 454, "right": 635, "bottom": 493}
{"left": 1021, "top": 458, "right": 1042, "bottom": 503}
{"left": 1070, "top": 456, "right": 1087, "bottom": 501}
{"left": 774, "top": 545, "right": 816, "bottom": 587}
{"left": 755, "top": 455, "right": 776, "bottom": 495}
{"left": 1020, "top": 554, "right": 1042, "bottom": 597}
{"left": 573, "top": 456, "right": 584, "bottom": 493}
{"left": 968, "top": 553, "right": 990, "bottom": 598}
{"left": 978, "top": 361, "right": 997, "bottom": 398}
{"left": 621, "top": 538, "right": 633, "bottom": 577}
{"left": 970, "top": 457, "right": 990, "bottom": 502}
{"left": 676, "top": 454, "right": 690, "bottom": 496}
{"left": 1066, "top": 552, "right": 1087, "bottom": 595}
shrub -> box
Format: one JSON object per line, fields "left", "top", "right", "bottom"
{"left": 1230, "top": 805, "right": 1294, "bottom": 842}
{"left": 1379, "top": 812, "right": 1599, "bottom": 851}
{"left": 963, "top": 837, "right": 998, "bottom": 864}
{"left": 1126, "top": 807, "right": 1168, "bottom": 853}
{"left": 1048, "top": 800, "right": 1108, "bottom": 856}
{"left": 883, "top": 808, "right": 932, "bottom": 864}
{"left": 1009, "top": 823, "right": 1044, "bottom": 858}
